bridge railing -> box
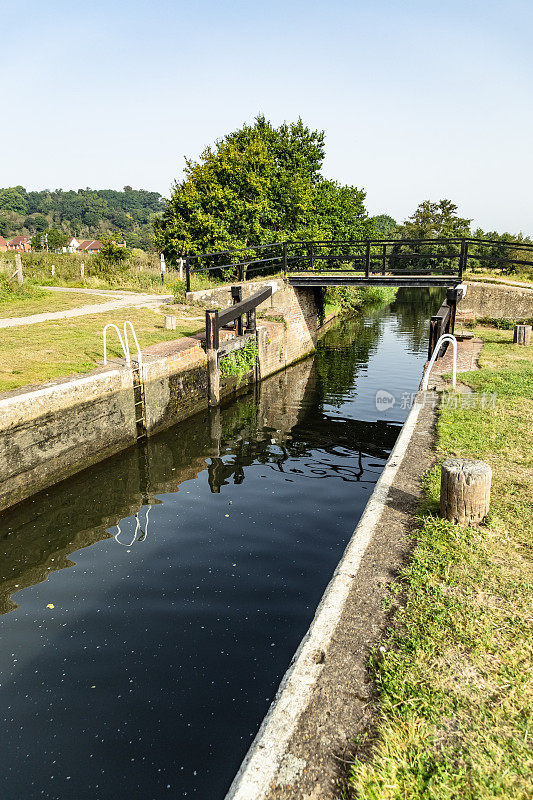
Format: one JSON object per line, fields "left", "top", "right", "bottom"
{"left": 184, "top": 237, "right": 533, "bottom": 290}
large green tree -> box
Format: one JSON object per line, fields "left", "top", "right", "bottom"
{"left": 154, "top": 116, "right": 372, "bottom": 260}
{"left": 371, "top": 214, "right": 399, "bottom": 238}
{"left": 398, "top": 199, "right": 471, "bottom": 239}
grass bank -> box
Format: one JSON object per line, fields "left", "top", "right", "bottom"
{"left": 0, "top": 289, "right": 113, "bottom": 318}
{"left": 0, "top": 308, "right": 203, "bottom": 393}
{"left": 0, "top": 252, "right": 170, "bottom": 295}
{"left": 464, "top": 270, "right": 533, "bottom": 286}
{"left": 344, "top": 326, "right": 532, "bottom": 799}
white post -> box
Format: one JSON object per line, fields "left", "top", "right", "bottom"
{"left": 178, "top": 256, "right": 184, "bottom": 282}
{"left": 80, "top": 262, "right": 85, "bottom": 279}
{"left": 14, "top": 253, "right": 23, "bottom": 284}
{"left": 51, "top": 264, "right": 55, "bottom": 277}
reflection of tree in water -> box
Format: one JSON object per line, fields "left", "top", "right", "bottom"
{"left": 313, "top": 313, "right": 384, "bottom": 407}
{"left": 206, "top": 311, "right": 399, "bottom": 493}
{"left": 390, "top": 287, "right": 447, "bottom": 353}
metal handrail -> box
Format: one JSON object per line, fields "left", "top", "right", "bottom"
{"left": 123, "top": 320, "right": 143, "bottom": 370}
{"left": 422, "top": 334, "right": 457, "bottom": 391}
{"left": 103, "top": 321, "right": 143, "bottom": 370}
{"left": 185, "top": 237, "right": 533, "bottom": 284}
{"left": 103, "top": 323, "right": 130, "bottom": 367}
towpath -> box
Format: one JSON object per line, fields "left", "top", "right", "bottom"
{"left": 0, "top": 287, "right": 174, "bottom": 329}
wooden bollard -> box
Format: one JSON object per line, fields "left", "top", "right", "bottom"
{"left": 440, "top": 459, "right": 492, "bottom": 527}
{"left": 513, "top": 324, "right": 531, "bottom": 345}
{"left": 164, "top": 314, "right": 177, "bottom": 330}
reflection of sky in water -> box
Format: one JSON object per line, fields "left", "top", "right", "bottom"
{"left": 0, "top": 290, "right": 433, "bottom": 800}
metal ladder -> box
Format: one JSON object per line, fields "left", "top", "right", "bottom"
{"left": 103, "top": 320, "right": 147, "bottom": 442}
{"left": 132, "top": 363, "right": 147, "bottom": 441}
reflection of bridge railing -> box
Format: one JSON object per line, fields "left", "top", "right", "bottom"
{"left": 205, "top": 415, "right": 399, "bottom": 493}
{"left": 184, "top": 237, "right": 533, "bottom": 290}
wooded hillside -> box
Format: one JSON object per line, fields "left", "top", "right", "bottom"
{"left": 0, "top": 186, "right": 164, "bottom": 250}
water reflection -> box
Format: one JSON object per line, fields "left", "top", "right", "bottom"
{"left": 114, "top": 506, "right": 151, "bottom": 547}
{"left": 0, "top": 290, "right": 433, "bottom": 800}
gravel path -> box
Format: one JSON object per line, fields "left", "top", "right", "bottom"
{"left": 0, "top": 289, "right": 174, "bottom": 329}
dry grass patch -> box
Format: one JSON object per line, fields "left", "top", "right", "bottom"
{"left": 0, "top": 290, "right": 111, "bottom": 319}
{"left": 0, "top": 307, "right": 203, "bottom": 392}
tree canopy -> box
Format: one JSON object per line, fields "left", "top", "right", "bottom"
{"left": 154, "top": 115, "right": 372, "bottom": 260}
{"left": 371, "top": 214, "right": 399, "bottom": 238}
{"left": 398, "top": 199, "right": 472, "bottom": 239}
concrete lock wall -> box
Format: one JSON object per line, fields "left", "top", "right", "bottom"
{"left": 459, "top": 281, "right": 533, "bottom": 320}
{"left": 0, "top": 281, "right": 321, "bottom": 514}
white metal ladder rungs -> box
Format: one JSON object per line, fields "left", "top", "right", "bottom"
{"left": 103, "top": 320, "right": 143, "bottom": 372}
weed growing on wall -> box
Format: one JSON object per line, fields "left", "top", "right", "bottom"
{"left": 220, "top": 340, "right": 258, "bottom": 378}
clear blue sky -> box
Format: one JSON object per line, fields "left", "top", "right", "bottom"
{"left": 2, "top": 0, "right": 532, "bottom": 233}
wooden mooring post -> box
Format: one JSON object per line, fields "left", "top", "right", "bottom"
{"left": 206, "top": 309, "right": 220, "bottom": 407}
{"left": 440, "top": 458, "right": 492, "bottom": 527}
{"left": 513, "top": 324, "right": 531, "bottom": 345}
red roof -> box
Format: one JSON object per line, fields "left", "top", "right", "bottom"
{"left": 9, "top": 236, "right": 31, "bottom": 245}
{"left": 77, "top": 239, "right": 102, "bottom": 251}
{"left": 0, "top": 236, "right": 7, "bottom": 246}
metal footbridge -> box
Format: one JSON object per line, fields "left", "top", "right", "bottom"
{"left": 184, "top": 237, "right": 533, "bottom": 291}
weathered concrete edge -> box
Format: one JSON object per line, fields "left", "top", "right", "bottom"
{"left": 224, "top": 393, "right": 427, "bottom": 800}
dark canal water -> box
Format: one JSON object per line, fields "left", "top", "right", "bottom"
{"left": 0, "top": 289, "right": 441, "bottom": 799}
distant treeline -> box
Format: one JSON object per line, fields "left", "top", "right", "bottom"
{"left": 0, "top": 186, "right": 164, "bottom": 250}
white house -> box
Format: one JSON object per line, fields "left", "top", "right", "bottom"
{"left": 63, "top": 237, "right": 80, "bottom": 254}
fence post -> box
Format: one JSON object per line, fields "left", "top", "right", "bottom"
{"left": 382, "top": 244, "right": 387, "bottom": 275}
{"left": 185, "top": 256, "right": 191, "bottom": 293}
{"left": 459, "top": 239, "right": 468, "bottom": 280}
{"left": 282, "top": 242, "right": 287, "bottom": 274}
{"left": 14, "top": 253, "right": 23, "bottom": 284}
{"left": 309, "top": 242, "right": 314, "bottom": 272}
{"left": 365, "top": 241, "right": 371, "bottom": 278}
{"left": 205, "top": 309, "right": 220, "bottom": 407}
{"left": 239, "top": 263, "right": 245, "bottom": 282}
{"left": 231, "top": 285, "right": 243, "bottom": 336}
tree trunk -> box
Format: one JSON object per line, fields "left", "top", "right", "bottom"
{"left": 513, "top": 324, "right": 531, "bottom": 345}
{"left": 440, "top": 458, "right": 492, "bottom": 527}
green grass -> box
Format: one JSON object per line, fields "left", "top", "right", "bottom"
{"left": 0, "top": 290, "right": 111, "bottom": 318}
{"left": 344, "top": 327, "right": 533, "bottom": 800}
{"left": 464, "top": 270, "right": 533, "bottom": 286}
{"left": 0, "top": 307, "right": 203, "bottom": 392}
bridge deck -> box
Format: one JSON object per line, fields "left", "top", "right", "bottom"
{"left": 288, "top": 273, "right": 461, "bottom": 288}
